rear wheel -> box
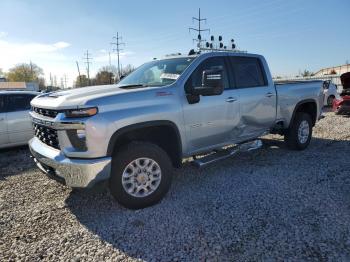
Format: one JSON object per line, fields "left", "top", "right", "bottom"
{"left": 284, "top": 113, "right": 312, "bottom": 150}
{"left": 109, "top": 142, "right": 173, "bottom": 209}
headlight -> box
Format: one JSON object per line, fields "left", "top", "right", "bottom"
{"left": 65, "top": 107, "right": 98, "bottom": 118}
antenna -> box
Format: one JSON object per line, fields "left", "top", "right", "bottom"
{"left": 83, "top": 50, "right": 92, "bottom": 86}
{"left": 111, "top": 32, "right": 125, "bottom": 80}
{"left": 189, "top": 8, "right": 210, "bottom": 49}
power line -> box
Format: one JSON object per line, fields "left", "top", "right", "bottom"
{"left": 111, "top": 32, "right": 125, "bottom": 79}
{"left": 83, "top": 50, "right": 92, "bottom": 86}
{"left": 189, "top": 8, "right": 210, "bottom": 48}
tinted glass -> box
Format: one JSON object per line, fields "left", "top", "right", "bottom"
{"left": 186, "top": 56, "right": 230, "bottom": 90}
{"left": 6, "top": 94, "right": 36, "bottom": 112}
{"left": 229, "top": 57, "right": 266, "bottom": 88}
{"left": 0, "top": 95, "right": 5, "bottom": 113}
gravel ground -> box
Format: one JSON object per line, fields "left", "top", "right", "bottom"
{"left": 1, "top": 110, "right": 350, "bottom": 261}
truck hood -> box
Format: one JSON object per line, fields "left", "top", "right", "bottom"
{"left": 31, "top": 84, "right": 147, "bottom": 109}
{"left": 341, "top": 72, "right": 350, "bottom": 90}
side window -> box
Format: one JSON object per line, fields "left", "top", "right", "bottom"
{"left": 186, "top": 57, "right": 230, "bottom": 90}
{"left": 229, "top": 57, "right": 267, "bottom": 88}
{"left": 6, "top": 94, "right": 35, "bottom": 112}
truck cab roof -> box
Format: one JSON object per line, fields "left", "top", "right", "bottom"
{"left": 157, "top": 50, "right": 262, "bottom": 61}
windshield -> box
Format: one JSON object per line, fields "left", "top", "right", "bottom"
{"left": 118, "top": 57, "right": 194, "bottom": 88}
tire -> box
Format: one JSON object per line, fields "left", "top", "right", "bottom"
{"left": 109, "top": 142, "right": 173, "bottom": 209}
{"left": 284, "top": 113, "right": 313, "bottom": 150}
{"left": 327, "top": 95, "right": 335, "bottom": 107}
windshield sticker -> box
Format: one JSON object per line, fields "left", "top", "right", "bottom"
{"left": 160, "top": 73, "right": 180, "bottom": 80}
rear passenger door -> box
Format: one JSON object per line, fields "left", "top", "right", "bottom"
{"left": 6, "top": 94, "right": 36, "bottom": 144}
{"left": 0, "top": 95, "right": 9, "bottom": 146}
{"left": 228, "top": 56, "right": 276, "bottom": 140}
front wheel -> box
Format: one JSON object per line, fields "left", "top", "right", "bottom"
{"left": 284, "top": 113, "right": 313, "bottom": 150}
{"left": 327, "top": 95, "right": 335, "bottom": 106}
{"left": 109, "top": 142, "right": 173, "bottom": 209}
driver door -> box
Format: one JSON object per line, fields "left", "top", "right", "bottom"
{"left": 182, "top": 56, "right": 240, "bottom": 154}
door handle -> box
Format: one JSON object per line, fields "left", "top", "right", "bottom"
{"left": 265, "top": 92, "right": 274, "bottom": 98}
{"left": 226, "top": 97, "right": 237, "bottom": 103}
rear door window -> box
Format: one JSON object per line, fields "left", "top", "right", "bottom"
{"left": 228, "top": 57, "right": 267, "bottom": 88}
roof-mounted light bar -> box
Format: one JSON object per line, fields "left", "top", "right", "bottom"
{"left": 199, "top": 35, "right": 246, "bottom": 53}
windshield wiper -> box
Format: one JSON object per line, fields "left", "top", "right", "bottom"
{"left": 118, "top": 84, "right": 147, "bottom": 89}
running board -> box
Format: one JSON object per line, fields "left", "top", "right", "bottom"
{"left": 192, "top": 140, "right": 263, "bottom": 168}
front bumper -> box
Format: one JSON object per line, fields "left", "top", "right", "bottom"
{"left": 29, "top": 137, "right": 111, "bottom": 188}
{"left": 335, "top": 105, "right": 350, "bottom": 115}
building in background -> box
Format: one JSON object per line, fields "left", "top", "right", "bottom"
{"left": 314, "top": 63, "right": 350, "bottom": 76}
{"left": 0, "top": 82, "right": 39, "bottom": 91}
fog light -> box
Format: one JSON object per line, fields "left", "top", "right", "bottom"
{"left": 67, "top": 129, "right": 87, "bottom": 151}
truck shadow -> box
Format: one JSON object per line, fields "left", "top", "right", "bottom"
{"left": 65, "top": 136, "right": 350, "bottom": 260}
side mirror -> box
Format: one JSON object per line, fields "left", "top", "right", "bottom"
{"left": 192, "top": 69, "right": 224, "bottom": 96}
{"left": 323, "top": 81, "right": 329, "bottom": 89}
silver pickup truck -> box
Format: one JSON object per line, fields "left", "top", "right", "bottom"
{"left": 29, "top": 51, "right": 324, "bottom": 209}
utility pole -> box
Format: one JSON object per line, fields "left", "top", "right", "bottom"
{"left": 108, "top": 52, "right": 112, "bottom": 84}
{"left": 76, "top": 61, "right": 82, "bottom": 87}
{"left": 50, "top": 72, "right": 53, "bottom": 86}
{"left": 189, "top": 8, "right": 210, "bottom": 49}
{"left": 29, "top": 61, "right": 34, "bottom": 81}
{"left": 111, "top": 32, "right": 125, "bottom": 79}
{"left": 83, "top": 50, "right": 92, "bottom": 86}
{"left": 64, "top": 74, "right": 67, "bottom": 89}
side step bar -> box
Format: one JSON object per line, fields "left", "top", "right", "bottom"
{"left": 192, "top": 140, "right": 263, "bottom": 168}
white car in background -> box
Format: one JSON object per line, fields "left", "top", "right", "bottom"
{"left": 323, "top": 80, "right": 339, "bottom": 106}
{"left": 0, "top": 91, "right": 39, "bottom": 149}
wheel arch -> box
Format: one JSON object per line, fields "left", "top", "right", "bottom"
{"left": 107, "top": 120, "right": 183, "bottom": 167}
{"left": 289, "top": 99, "right": 318, "bottom": 128}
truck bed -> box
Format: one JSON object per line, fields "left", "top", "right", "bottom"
{"left": 275, "top": 80, "right": 323, "bottom": 127}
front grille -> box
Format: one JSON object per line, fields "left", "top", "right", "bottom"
{"left": 32, "top": 107, "right": 60, "bottom": 118}
{"left": 33, "top": 123, "right": 60, "bottom": 149}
